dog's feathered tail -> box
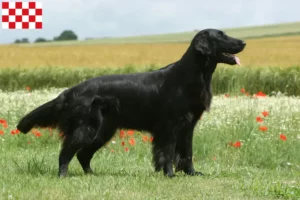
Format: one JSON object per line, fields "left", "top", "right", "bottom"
{"left": 17, "top": 98, "right": 62, "bottom": 134}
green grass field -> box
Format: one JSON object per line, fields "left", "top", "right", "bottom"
{"left": 2, "top": 66, "right": 300, "bottom": 96}
{"left": 21, "top": 21, "right": 300, "bottom": 46}
{"left": 1, "top": 89, "right": 300, "bottom": 199}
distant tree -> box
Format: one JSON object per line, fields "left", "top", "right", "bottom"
{"left": 21, "top": 38, "right": 29, "bottom": 43}
{"left": 14, "top": 39, "right": 21, "bottom": 44}
{"left": 53, "top": 30, "right": 78, "bottom": 41}
{"left": 14, "top": 38, "right": 29, "bottom": 44}
{"left": 34, "top": 37, "right": 48, "bottom": 43}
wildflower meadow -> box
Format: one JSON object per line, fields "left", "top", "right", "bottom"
{"left": 1, "top": 87, "right": 300, "bottom": 199}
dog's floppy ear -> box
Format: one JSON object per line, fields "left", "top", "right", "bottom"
{"left": 194, "top": 31, "right": 215, "bottom": 56}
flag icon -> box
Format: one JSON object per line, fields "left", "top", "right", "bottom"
{"left": 1, "top": 1, "right": 43, "bottom": 29}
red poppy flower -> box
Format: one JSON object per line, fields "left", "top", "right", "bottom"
{"left": 149, "top": 137, "right": 153, "bottom": 142}
{"left": 259, "top": 126, "right": 268, "bottom": 132}
{"left": 280, "top": 134, "right": 287, "bottom": 141}
{"left": 121, "top": 141, "right": 125, "bottom": 146}
{"left": 25, "top": 86, "right": 31, "bottom": 91}
{"left": 129, "top": 138, "right": 136, "bottom": 146}
{"left": 233, "top": 141, "right": 241, "bottom": 147}
{"left": 0, "top": 130, "right": 4, "bottom": 135}
{"left": 240, "top": 88, "right": 245, "bottom": 93}
{"left": 0, "top": 119, "right": 8, "bottom": 128}
{"left": 229, "top": 141, "right": 242, "bottom": 148}
{"left": 35, "top": 132, "right": 42, "bottom": 137}
{"left": 255, "top": 91, "right": 267, "bottom": 97}
{"left": 127, "top": 130, "right": 135, "bottom": 136}
{"left": 11, "top": 129, "right": 20, "bottom": 135}
{"left": 261, "top": 111, "right": 269, "bottom": 117}
{"left": 256, "top": 116, "right": 263, "bottom": 123}
{"left": 142, "top": 135, "right": 149, "bottom": 142}
{"left": 124, "top": 147, "right": 129, "bottom": 152}
{"left": 246, "top": 92, "right": 249, "bottom": 96}
{"left": 119, "top": 130, "right": 126, "bottom": 138}
{"left": 32, "top": 129, "right": 42, "bottom": 137}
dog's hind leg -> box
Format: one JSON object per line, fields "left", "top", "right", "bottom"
{"left": 58, "top": 133, "right": 82, "bottom": 178}
{"left": 76, "top": 122, "right": 116, "bottom": 174}
{"left": 58, "top": 124, "right": 101, "bottom": 177}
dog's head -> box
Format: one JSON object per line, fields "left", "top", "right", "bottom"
{"left": 192, "top": 29, "right": 246, "bottom": 65}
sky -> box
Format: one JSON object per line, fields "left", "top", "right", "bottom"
{"left": 0, "top": 0, "right": 299, "bottom": 44}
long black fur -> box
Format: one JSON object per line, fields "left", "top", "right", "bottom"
{"left": 17, "top": 29, "right": 246, "bottom": 177}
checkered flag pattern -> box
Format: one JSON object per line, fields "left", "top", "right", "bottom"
{"left": 1, "top": 1, "right": 42, "bottom": 29}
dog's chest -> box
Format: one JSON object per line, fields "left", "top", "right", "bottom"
{"left": 179, "top": 82, "right": 212, "bottom": 110}
{"left": 163, "top": 87, "right": 207, "bottom": 117}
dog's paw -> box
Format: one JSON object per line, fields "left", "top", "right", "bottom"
{"left": 84, "top": 168, "right": 94, "bottom": 175}
{"left": 58, "top": 173, "right": 67, "bottom": 178}
{"left": 185, "top": 171, "right": 204, "bottom": 176}
{"left": 165, "top": 172, "right": 176, "bottom": 178}
{"left": 193, "top": 171, "right": 204, "bottom": 176}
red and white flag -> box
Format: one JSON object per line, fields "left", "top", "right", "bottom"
{"left": 1, "top": 1, "right": 43, "bottom": 29}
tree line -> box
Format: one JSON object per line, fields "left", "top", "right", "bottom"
{"left": 14, "top": 30, "right": 78, "bottom": 44}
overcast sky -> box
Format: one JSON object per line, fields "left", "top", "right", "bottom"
{"left": 0, "top": 0, "right": 299, "bottom": 44}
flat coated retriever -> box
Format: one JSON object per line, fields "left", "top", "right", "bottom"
{"left": 17, "top": 29, "right": 246, "bottom": 178}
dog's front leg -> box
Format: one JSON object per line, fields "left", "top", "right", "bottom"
{"left": 174, "top": 125, "right": 204, "bottom": 176}
{"left": 151, "top": 131, "right": 176, "bottom": 178}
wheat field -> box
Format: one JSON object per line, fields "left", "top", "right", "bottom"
{"left": 0, "top": 35, "right": 299, "bottom": 69}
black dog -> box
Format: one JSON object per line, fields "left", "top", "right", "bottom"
{"left": 17, "top": 29, "right": 246, "bottom": 178}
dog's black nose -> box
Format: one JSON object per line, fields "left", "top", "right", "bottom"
{"left": 241, "top": 41, "right": 246, "bottom": 46}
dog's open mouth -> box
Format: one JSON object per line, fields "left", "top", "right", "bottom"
{"left": 222, "top": 53, "right": 241, "bottom": 65}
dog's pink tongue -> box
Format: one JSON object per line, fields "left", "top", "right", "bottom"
{"left": 234, "top": 56, "right": 241, "bottom": 66}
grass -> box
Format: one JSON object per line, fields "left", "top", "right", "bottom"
{"left": 2, "top": 65, "right": 300, "bottom": 96}
{"left": 1, "top": 34, "right": 300, "bottom": 69}
{"left": 1, "top": 89, "right": 300, "bottom": 199}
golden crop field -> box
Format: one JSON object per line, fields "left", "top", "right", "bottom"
{"left": 0, "top": 35, "right": 299, "bottom": 69}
